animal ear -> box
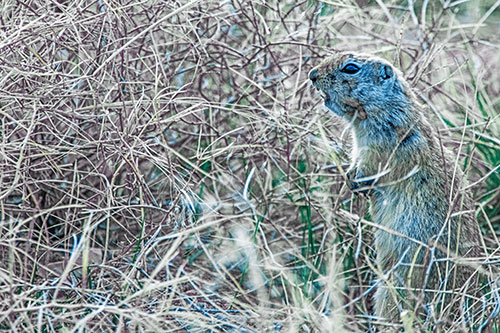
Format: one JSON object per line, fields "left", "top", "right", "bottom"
{"left": 381, "top": 64, "right": 393, "bottom": 80}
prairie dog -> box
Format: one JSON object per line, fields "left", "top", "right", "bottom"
{"left": 309, "top": 52, "right": 481, "bottom": 323}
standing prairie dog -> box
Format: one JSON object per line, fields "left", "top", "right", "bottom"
{"left": 309, "top": 52, "right": 482, "bottom": 324}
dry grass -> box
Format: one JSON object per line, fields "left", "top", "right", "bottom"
{"left": 0, "top": 0, "right": 499, "bottom": 331}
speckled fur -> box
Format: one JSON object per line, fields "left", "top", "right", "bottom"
{"left": 310, "top": 52, "right": 481, "bottom": 323}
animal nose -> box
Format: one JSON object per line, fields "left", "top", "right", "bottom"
{"left": 309, "top": 69, "right": 318, "bottom": 81}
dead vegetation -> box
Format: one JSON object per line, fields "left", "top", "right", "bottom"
{"left": 0, "top": 0, "right": 499, "bottom": 331}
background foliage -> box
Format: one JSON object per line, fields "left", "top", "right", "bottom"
{"left": 1, "top": 0, "right": 499, "bottom": 331}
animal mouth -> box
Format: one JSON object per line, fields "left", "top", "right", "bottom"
{"left": 311, "top": 83, "right": 331, "bottom": 104}
{"left": 314, "top": 87, "right": 329, "bottom": 102}
{"left": 312, "top": 85, "right": 367, "bottom": 121}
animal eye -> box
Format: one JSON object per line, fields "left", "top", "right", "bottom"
{"left": 340, "top": 64, "right": 360, "bottom": 74}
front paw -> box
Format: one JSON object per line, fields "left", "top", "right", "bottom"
{"left": 346, "top": 167, "right": 374, "bottom": 195}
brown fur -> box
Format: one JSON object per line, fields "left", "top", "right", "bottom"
{"left": 310, "top": 52, "right": 485, "bottom": 327}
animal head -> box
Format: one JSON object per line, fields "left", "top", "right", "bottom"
{"left": 309, "top": 52, "right": 411, "bottom": 123}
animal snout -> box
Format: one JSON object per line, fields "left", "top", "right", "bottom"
{"left": 309, "top": 69, "right": 318, "bottom": 81}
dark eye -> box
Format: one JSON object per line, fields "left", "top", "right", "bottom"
{"left": 340, "top": 64, "right": 360, "bottom": 74}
